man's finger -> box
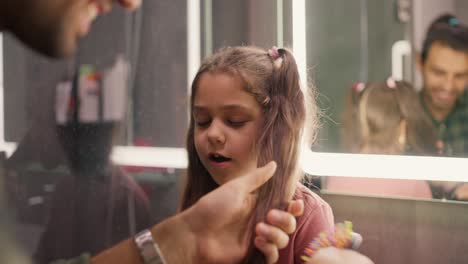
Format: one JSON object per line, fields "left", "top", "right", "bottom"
{"left": 254, "top": 237, "right": 279, "bottom": 264}
{"left": 232, "top": 161, "right": 277, "bottom": 194}
{"left": 255, "top": 222, "right": 289, "bottom": 249}
{"left": 265, "top": 209, "right": 297, "bottom": 235}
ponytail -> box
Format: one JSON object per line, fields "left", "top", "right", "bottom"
{"left": 245, "top": 48, "right": 310, "bottom": 264}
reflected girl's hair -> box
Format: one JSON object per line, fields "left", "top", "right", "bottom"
{"left": 181, "top": 46, "right": 317, "bottom": 263}
{"left": 341, "top": 80, "right": 438, "bottom": 155}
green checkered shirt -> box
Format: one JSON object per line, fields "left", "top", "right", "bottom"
{"left": 421, "top": 90, "right": 468, "bottom": 157}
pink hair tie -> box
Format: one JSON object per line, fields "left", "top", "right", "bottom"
{"left": 268, "top": 46, "right": 280, "bottom": 60}
{"left": 386, "top": 77, "right": 397, "bottom": 89}
{"left": 353, "top": 82, "right": 365, "bottom": 93}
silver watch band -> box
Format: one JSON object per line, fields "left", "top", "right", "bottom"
{"left": 134, "top": 229, "right": 167, "bottom": 264}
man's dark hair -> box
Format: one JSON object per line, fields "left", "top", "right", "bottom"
{"left": 421, "top": 13, "right": 468, "bottom": 63}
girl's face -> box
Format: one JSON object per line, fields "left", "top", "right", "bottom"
{"left": 193, "top": 72, "right": 263, "bottom": 185}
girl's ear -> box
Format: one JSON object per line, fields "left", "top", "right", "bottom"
{"left": 398, "top": 119, "right": 407, "bottom": 146}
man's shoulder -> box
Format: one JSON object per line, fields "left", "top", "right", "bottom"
{"left": 454, "top": 89, "right": 468, "bottom": 107}
{"left": 451, "top": 91, "right": 468, "bottom": 118}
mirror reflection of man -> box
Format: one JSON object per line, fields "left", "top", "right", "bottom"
{"left": 417, "top": 14, "right": 468, "bottom": 200}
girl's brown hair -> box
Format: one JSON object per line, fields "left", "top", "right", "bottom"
{"left": 342, "top": 80, "right": 438, "bottom": 155}
{"left": 181, "top": 46, "right": 317, "bottom": 263}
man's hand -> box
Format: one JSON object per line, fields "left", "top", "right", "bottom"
{"left": 181, "top": 161, "right": 277, "bottom": 263}
{"left": 92, "top": 161, "right": 301, "bottom": 264}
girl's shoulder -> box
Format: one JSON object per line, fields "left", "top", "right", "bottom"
{"left": 293, "top": 182, "right": 331, "bottom": 215}
{"left": 279, "top": 183, "right": 334, "bottom": 264}
{"left": 292, "top": 183, "right": 334, "bottom": 237}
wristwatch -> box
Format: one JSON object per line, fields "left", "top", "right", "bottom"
{"left": 134, "top": 229, "right": 167, "bottom": 264}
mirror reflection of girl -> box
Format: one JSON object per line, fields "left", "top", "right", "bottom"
{"left": 328, "top": 78, "right": 438, "bottom": 199}
{"left": 342, "top": 78, "right": 438, "bottom": 155}
{"left": 180, "top": 46, "right": 334, "bottom": 264}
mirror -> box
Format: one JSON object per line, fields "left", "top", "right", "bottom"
{"left": 298, "top": 0, "right": 468, "bottom": 201}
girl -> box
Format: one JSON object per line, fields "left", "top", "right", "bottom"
{"left": 341, "top": 78, "right": 439, "bottom": 155}
{"left": 328, "top": 78, "right": 438, "bottom": 199}
{"left": 181, "top": 46, "right": 334, "bottom": 264}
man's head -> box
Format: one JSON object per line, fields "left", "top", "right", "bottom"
{"left": 0, "top": 0, "right": 141, "bottom": 58}
{"left": 418, "top": 14, "right": 468, "bottom": 120}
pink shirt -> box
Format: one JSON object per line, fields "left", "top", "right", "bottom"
{"left": 278, "top": 183, "right": 334, "bottom": 264}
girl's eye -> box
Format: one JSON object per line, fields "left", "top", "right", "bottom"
{"left": 195, "top": 120, "right": 211, "bottom": 127}
{"left": 228, "top": 120, "right": 246, "bottom": 127}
